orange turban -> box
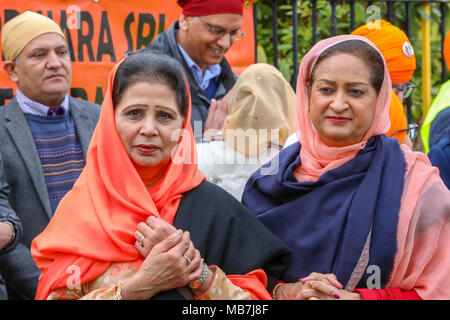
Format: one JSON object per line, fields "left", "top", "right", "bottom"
{"left": 351, "top": 19, "right": 416, "bottom": 83}
{"left": 386, "top": 91, "right": 407, "bottom": 143}
{"left": 444, "top": 31, "right": 450, "bottom": 72}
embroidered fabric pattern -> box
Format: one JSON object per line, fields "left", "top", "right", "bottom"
{"left": 345, "top": 229, "right": 372, "bottom": 292}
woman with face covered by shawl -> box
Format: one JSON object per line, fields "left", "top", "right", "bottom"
{"left": 197, "top": 63, "right": 296, "bottom": 200}
{"left": 30, "top": 53, "right": 290, "bottom": 300}
{"left": 242, "top": 36, "right": 450, "bottom": 300}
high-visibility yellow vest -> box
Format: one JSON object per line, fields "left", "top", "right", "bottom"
{"left": 420, "top": 80, "right": 450, "bottom": 153}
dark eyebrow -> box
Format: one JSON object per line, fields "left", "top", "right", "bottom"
{"left": 122, "top": 104, "right": 177, "bottom": 113}
{"left": 316, "top": 79, "right": 370, "bottom": 86}
{"left": 204, "top": 21, "right": 241, "bottom": 32}
{"left": 123, "top": 104, "right": 148, "bottom": 110}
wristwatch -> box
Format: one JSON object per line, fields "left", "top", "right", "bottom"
{"left": 189, "top": 263, "right": 209, "bottom": 289}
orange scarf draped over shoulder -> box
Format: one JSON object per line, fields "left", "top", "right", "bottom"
{"left": 31, "top": 59, "right": 206, "bottom": 299}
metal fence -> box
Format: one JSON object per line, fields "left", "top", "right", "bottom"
{"left": 253, "top": 0, "right": 449, "bottom": 122}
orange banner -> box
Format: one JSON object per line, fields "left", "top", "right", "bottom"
{"left": 0, "top": 1, "right": 255, "bottom": 105}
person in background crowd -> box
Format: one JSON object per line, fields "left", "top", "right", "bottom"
{"left": 243, "top": 36, "right": 450, "bottom": 300}
{"left": 428, "top": 127, "right": 450, "bottom": 189}
{"left": 0, "top": 153, "right": 23, "bottom": 300}
{"left": 31, "top": 53, "right": 290, "bottom": 300}
{"left": 0, "top": 154, "right": 22, "bottom": 254}
{"left": 426, "top": 31, "right": 450, "bottom": 189}
{"left": 0, "top": 11, "right": 100, "bottom": 299}
{"left": 197, "top": 63, "right": 296, "bottom": 200}
{"left": 351, "top": 19, "right": 416, "bottom": 148}
{"left": 421, "top": 31, "right": 450, "bottom": 153}
{"left": 146, "top": 0, "right": 246, "bottom": 139}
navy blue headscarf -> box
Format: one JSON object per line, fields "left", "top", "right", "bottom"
{"left": 242, "top": 135, "right": 406, "bottom": 289}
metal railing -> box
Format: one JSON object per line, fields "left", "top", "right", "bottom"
{"left": 253, "top": 0, "right": 449, "bottom": 122}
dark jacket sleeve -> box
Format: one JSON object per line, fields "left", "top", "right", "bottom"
{"left": 173, "top": 181, "right": 291, "bottom": 291}
{"left": 428, "top": 134, "right": 450, "bottom": 189}
{"left": 0, "top": 153, "right": 39, "bottom": 299}
{"left": 0, "top": 244, "right": 40, "bottom": 299}
{"left": 0, "top": 152, "right": 22, "bottom": 254}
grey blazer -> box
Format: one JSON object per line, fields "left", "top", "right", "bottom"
{"left": 0, "top": 96, "right": 100, "bottom": 299}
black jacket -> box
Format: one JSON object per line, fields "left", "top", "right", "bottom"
{"left": 152, "top": 180, "right": 291, "bottom": 300}
{"left": 146, "top": 21, "right": 237, "bottom": 139}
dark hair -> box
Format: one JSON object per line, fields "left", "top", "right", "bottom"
{"left": 310, "top": 40, "right": 385, "bottom": 93}
{"left": 112, "top": 52, "right": 189, "bottom": 118}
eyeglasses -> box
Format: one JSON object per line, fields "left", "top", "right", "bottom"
{"left": 390, "top": 123, "right": 419, "bottom": 140}
{"left": 197, "top": 17, "right": 245, "bottom": 41}
{"left": 392, "top": 82, "right": 415, "bottom": 100}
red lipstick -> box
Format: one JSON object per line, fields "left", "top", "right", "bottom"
{"left": 327, "top": 116, "right": 350, "bottom": 124}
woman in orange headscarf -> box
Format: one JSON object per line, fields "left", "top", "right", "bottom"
{"left": 243, "top": 35, "right": 450, "bottom": 300}
{"left": 352, "top": 19, "right": 416, "bottom": 147}
{"left": 31, "top": 53, "right": 290, "bottom": 300}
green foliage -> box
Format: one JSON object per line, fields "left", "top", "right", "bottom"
{"left": 255, "top": 0, "right": 450, "bottom": 125}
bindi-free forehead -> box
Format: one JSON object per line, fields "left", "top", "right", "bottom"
{"left": 116, "top": 82, "right": 180, "bottom": 114}
{"left": 313, "top": 53, "right": 373, "bottom": 86}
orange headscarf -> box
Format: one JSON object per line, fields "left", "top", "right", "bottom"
{"left": 444, "top": 31, "right": 450, "bottom": 72}
{"left": 293, "top": 35, "right": 392, "bottom": 182}
{"left": 31, "top": 57, "right": 206, "bottom": 299}
{"left": 351, "top": 19, "right": 416, "bottom": 83}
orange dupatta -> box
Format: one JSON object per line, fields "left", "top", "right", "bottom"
{"left": 31, "top": 59, "right": 206, "bottom": 299}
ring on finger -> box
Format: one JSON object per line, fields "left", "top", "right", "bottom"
{"left": 183, "top": 255, "right": 191, "bottom": 266}
{"left": 308, "top": 281, "right": 314, "bottom": 289}
{"left": 139, "top": 236, "right": 146, "bottom": 247}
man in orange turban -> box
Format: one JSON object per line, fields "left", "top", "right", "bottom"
{"left": 352, "top": 19, "right": 416, "bottom": 147}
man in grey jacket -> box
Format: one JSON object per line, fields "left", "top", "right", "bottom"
{"left": 146, "top": 0, "right": 245, "bottom": 140}
{"left": 0, "top": 11, "right": 100, "bottom": 299}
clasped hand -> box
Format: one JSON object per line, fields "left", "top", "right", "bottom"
{"left": 276, "top": 272, "right": 361, "bottom": 300}
{"left": 122, "top": 216, "right": 204, "bottom": 299}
